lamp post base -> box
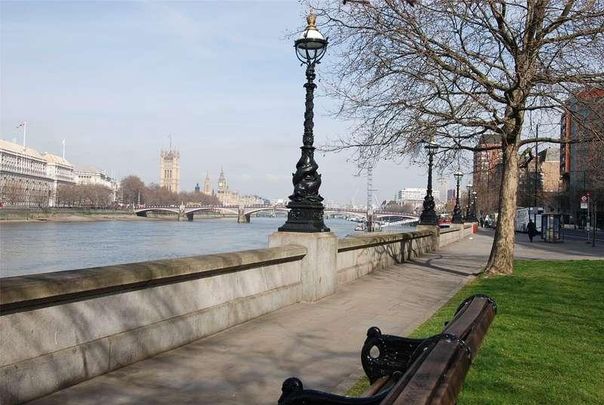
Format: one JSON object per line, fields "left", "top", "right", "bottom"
{"left": 452, "top": 209, "right": 464, "bottom": 224}
{"left": 419, "top": 210, "right": 438, "bottom": 226}
{"left": 279, "top": 202, "right": 330, "bottom": 233}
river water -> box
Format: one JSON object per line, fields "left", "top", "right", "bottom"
{"left": 1, "top": 217, "right": 409, "bottom": 277}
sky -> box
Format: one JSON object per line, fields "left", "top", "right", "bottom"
{"left": 1, "top": 0, "right": 432, "bottom": 205}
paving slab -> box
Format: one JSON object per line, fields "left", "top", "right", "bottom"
{"left": 32, "top": 230, "right": 601, "bottom": 405}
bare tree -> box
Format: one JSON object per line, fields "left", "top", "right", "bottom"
{"left": 318, "top": 0, "right": 604, "bottom": 274}
{"left": 56, "top": 184, "right": 113, "bottom": 208}
{"left": 141, "top": 183, "right": 221, "bottom": 207}
{"left": 33, "top": 190, "right": 50, "bottom": 211}
{"left": 120, "top": 175, "right": 146, "bottom": 205}
{"left": 57, "top": 184, "right": 80, "bottom": 207}
{"left": 2, "top": 181, "right": 24, "bottom": 206}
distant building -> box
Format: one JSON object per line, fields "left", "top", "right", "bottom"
{"left": 540, "top": 148, "right": 561, "bottom": 194}
{"left": 473, "top": 134, "right": 503, "bottom": 215}
{"left": 560, "top": 87, "right": 604, "bottom": 224}
{"left": 447, "top": 188, "right": 456, "bottom": 202}
{"left": 75, "top": 166, "right": 118, "bottom": 201}
{"left": 396, "top": 187, "right": 423, "bottom": 203}
{"left": 215, "top": 168, "right": 239, "bottom": 205}
{"left": 203, "top": 173, "right": 212, "bottom": 195}
{"left": 217, "top": 168, "right": 228, "bottom": 194}
{"left": 75, "top": 166, "right": 114, "bottom": 188}
{"left": 396, "top": 187, "right": 439, "bottom": 210}
{"left": 517, "top": 147, "right": 560, "bottom": 209}
{"left": 194, "top": 183, "right": 200, "bottom": 193}
{"left": 0, "top": 139, "right": 75, "bottom": 207}
{"left": 160, "top": 149, "right": 180, "bottom": 193}
{"left": 213, "top": 168, "right": 266, "bottom": 206}
{"left": 436, "top": 176, "right": 448, "bottom": 203}
{"left": 238, "top": 194, "right": 266, "bottom": 206}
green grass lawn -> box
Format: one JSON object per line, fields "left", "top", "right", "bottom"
{"left": 347, "top": 260, "right": 604, "bottom": 404}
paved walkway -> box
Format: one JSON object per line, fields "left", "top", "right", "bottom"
{"left": 513, "top": 229, "right": 604, "bottom": 260}
{"left": 30, "top": 231, "right": 602, "bottom": 405}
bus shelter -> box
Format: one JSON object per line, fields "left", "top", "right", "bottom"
{"left": 541, "top": 213, "right": 563, "bottom": 243}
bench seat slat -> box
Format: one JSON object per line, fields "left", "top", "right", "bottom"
{"left": 385, "top": 339, "right": 471, "bottom": 405}
{"left": 362, "top": 376, "right": 391, "bottom": 397}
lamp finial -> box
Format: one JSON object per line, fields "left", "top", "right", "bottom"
{"left": 307, "top": 10, "right": 317, "bottom": 29}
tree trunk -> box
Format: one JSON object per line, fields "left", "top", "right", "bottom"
{"left": 486, "top": 143, "right": 520, "bottom": 275}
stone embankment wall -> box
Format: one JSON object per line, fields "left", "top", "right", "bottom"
{"left": 438, "top": 223, "right": 475, "bottom": 248}
{"left": 0, "top": 225, "right": 473, "bottom": 404}
{"left": 336, "top": 230, "right": 433, "bottom": 285}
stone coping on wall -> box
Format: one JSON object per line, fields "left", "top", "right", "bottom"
{"left": 439, "top": 227, "right": 458, "bottom": 234}
{"left": 337, "top": 230, "right": 433, "bottom": 253}
{"left": 443, "top": 223, "right": 477, "bottom": 233}
{"left": 0, "top": 245, "right": 307, "bottom": 312}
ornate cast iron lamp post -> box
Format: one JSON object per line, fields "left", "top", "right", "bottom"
{"left": 465, "top": 184, "right": 477, "bottom": 222}
{"left": 279, "top": 12, "right": 330, "bottom": 233}
{"left": 452, "top": 171, "right": 464, "bottom": 224}
{"left": 419, "top": 140, "right": 439, "bottom": 225}
{"left": 465, "top": 183, "right": 472, "bottom": 220}
{"left": 471, "top": 190, "right": 478, "bottom": 221}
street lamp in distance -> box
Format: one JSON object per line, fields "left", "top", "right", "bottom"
{"left": 465, "top": 184, "right": 477, "bottom": 222}
{"left": 452, "top": 171, "right": 464, "bottom": 224}
{"left": 465, "top": 183, "right": 473, "bottom": 221}
{"left": 419, "top": 140, "right": 439, "bottom": 225}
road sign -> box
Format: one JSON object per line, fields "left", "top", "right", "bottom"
{"left": 581, "top": 195, "right": 588, "bottom": 209}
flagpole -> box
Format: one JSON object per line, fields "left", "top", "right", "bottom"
{"left": 23, "top": 122, "right": 26, "bottom": 146}
{"left": 62, "top": 139, "right": 66, "bottom": 159}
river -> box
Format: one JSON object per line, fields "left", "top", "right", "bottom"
{"left": 1, "top": 217, "right": 413, "bottom": 278}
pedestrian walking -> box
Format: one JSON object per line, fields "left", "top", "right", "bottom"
{"left": 527, "top": 219, "right": 537, "bottom": 242}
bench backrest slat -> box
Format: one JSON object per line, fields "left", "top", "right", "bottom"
{"left": 444, "top": 296, "right": 496, "bottom": 358}
{"left": 380, "top": 339, "right": 471, "bottom": 405}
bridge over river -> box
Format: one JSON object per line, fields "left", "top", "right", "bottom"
{"left": 134, "top": 205, "right": 418, "bottom": 224}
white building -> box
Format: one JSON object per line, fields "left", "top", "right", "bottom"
{"left": 436, "top": 176, "right": 448, "bottom": 203}
{"left": 397, "top": 188, "right": 425, "bottom": 202}
{"left": 75, "top": 166, "right": 119, "bottom": 201}
{"left": 396, "top": 187, "right": 441, "bottom": 210}
{"left": 45, "top": 153, "right": 75, "bottom": 206}
{"left": 0, "top": 139, "right": 75, "bottom": 207}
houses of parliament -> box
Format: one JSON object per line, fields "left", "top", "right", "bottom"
{"left": 160, "top": 149, "right": 264, "bottom": 206}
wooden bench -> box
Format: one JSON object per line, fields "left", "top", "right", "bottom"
{"left": 277, "top": 294, "right": 497, "bottom": 405}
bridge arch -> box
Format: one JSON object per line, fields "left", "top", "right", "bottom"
{"left": 235, "top": 207, "right": 289, "bottom": 224}
{"left": 244, "top": 207, "right": 289, "bottom": 216}
{"left": 184, "top": 207, "right": 239, "bottom": 221}
{"left": 185, "top": 207, "right": 238, "bottom": 215}
{"left": 135, "top": 208, "right": 179, "bottom": 217}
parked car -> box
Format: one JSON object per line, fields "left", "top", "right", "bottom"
{"left": 438, "top": 215, "right": 451, "bottom": 228}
